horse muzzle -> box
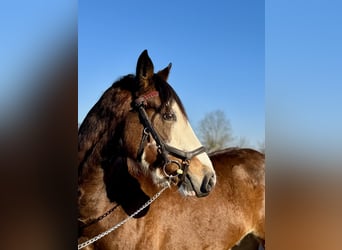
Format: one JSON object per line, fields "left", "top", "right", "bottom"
{"left": 180, "top": 170, "right": 216, "bottom": 197}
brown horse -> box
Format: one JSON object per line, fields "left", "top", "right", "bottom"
{"left": 78, "top": 51, "right": 264, "bottom": 249}
{"left": 78, "top": 50, "right": 216, "bottom": 249}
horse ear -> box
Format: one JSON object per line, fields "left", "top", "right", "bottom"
{"left": 157, "top": 63, "right": 172, "bottom": 81}
{"left": 136, "top": 50, "right": 154, "bottom": 89}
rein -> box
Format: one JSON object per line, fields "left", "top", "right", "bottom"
{"left": 79, "top": 204, "right": 120, "bottom": 229}
{"left": 78, "top": 185, "right": 169, "bottom": 250}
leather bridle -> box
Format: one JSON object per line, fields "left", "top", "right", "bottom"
{"left": 134, "top": 91, "right": 206, "bottom": 182}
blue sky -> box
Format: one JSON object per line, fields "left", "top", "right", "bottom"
{"left": 266, "top": 0, "right": 342, "bottom": 165}
{"left": 78, "top": 0, "right": 265, "bottom": 148}
{"left": 0, "top": 0, "right": 340, "bottom": 155}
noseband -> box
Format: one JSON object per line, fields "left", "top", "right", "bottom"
{"left": 134, "top": 91, "right": 206, "bottom": 182}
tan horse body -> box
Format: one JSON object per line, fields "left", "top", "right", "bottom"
{"left": 79, "top": 148, "right": 265, "bottom": 250}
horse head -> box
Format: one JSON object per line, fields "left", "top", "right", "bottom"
{"left": 121, "top": 50, "right": 216, "bottom": 197}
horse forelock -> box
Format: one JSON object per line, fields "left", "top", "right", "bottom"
{"left": 154, "top": 74, "right": 188, "bottom": 119}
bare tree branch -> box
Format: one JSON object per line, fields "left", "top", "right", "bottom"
{"left": 197, "top": 110, "right": 234, "bottom": 153}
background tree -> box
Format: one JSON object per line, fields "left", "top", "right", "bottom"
{"left": 197, "top": 110, "right": 234, "bottom": 153}
{"left": 236, "top": 136, "right": 250, "bottom": 148}
{"left": 258, "top": 140, "right": 265, "bottom": 154}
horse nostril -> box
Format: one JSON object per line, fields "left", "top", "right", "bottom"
{"left": 207, "top": 174, "right": 215, "bottom": 191}
{"left": 200, "top": 174, "right": 215, "bottom": 194}
{"left": 208, "top": 174, "right": 215, "bottom": 189}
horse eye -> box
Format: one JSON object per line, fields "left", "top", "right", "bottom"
{"left": 162, "top": 112, "right": 176, "bottom": 121}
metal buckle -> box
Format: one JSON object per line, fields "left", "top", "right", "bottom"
{"left": 162, "top": 160, "right": 183, "bottom": 182}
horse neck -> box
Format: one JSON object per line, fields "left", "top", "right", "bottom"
{"left": 78, "top": 87, "right": 133, "bottom": 221}
{"left": 78, "top": 162, "right": 113, "bottom": 222}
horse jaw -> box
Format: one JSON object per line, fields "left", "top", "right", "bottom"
{"left": 178, "top": 184, "right": 196, "bottom": 197}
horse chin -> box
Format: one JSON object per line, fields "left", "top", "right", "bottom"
{"left": 178, "top": 184, "right": 196, "bottom": 197}
{"left": 179, "top": 176, "right": 206, "bottom": 198}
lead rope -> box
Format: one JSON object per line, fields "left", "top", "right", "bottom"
{"left": 78, "top": 185, "right": 169, "bottom": 249}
